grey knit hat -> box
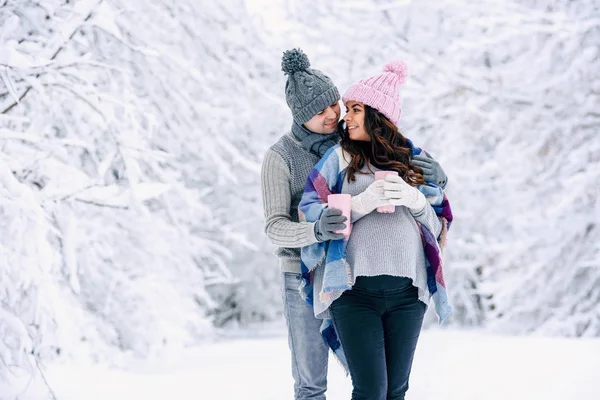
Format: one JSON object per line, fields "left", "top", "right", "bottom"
{"left": 281, "top": 48, "right": 340, "bottom": 125}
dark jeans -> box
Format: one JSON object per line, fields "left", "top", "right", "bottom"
{"left": 329, "top": 275, "right": 426, "bottom": 400}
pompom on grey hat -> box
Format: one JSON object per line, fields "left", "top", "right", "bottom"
{"left": 281, "top": 48, "right": 340, "bottom": 125}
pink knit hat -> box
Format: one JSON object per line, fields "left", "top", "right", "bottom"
{"left": 342, "top": 60, "right": 408, "bottom": 125}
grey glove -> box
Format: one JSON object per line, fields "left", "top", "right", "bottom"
{"left": 412, "top": 153, "right": 448, "bottom": 189}
{"left": 314, "top": 207, "right": 347, "bottom": 242}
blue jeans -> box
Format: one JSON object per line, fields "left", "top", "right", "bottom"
{"left": 281, "top": 272, "right": 329, "bottom": 399}
{"left": 330, "top": 276, "right": 425, "bottom": 400}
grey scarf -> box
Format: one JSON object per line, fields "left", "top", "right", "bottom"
{"left": 291, "top": 120, "right": 339, "bottom": 157}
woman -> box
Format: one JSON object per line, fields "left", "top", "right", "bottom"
{"left": 299, "top": 61, "right": 453, "bottom": 399}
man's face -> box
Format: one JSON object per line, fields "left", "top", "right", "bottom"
{"left": 303, "top": 101, "right": 341, "bottom": 135}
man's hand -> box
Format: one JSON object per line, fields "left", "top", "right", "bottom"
{"left": 412, "top": 153, "right": 448, "bottom": 188}
{"left": 314, "top": 207, "right": 347, "bottom": 242}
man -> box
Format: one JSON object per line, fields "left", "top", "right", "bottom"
{"left": 261, "top": 48, "right": 448, "bottom": 399}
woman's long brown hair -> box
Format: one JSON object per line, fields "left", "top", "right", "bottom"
{"left": 340, "top": 105, "right": 424, "bottom": 185}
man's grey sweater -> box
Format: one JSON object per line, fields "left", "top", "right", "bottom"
{"left": 261, "top": 133, "right": 323, "bottom": 273}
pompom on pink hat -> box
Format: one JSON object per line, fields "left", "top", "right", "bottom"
{"left": 342, "top": 60, "right": 408, "bottom": 126}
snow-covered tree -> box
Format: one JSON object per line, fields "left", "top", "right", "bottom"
{"left": 1, "top": 1, "right": 599, "bottom": 396}
{"left": 0, "top": 0, "right": 283, "bottom": 394}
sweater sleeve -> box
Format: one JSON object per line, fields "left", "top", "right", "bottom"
{"left": 261, "top": 150, "right": 319, "bottom": 248}
{"left": 409, "top": 182, "right": 449, "bottom": 238}
{"left": 410, "top": 202, "right": 443, "bottom": 238}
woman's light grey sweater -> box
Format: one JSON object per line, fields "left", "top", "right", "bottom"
{"left": 311, "top": 165, "right": 443, "bottom": 319}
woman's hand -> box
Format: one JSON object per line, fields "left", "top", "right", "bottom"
{"left": 383, "top": 174, "right": 427, "bottom": 212}
{"left": 350, "top": 180, "right": 392, "bottom": 216}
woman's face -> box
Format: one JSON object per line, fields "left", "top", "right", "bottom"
{"left": 343, "top": 101, "right": 370, "bottom": 141}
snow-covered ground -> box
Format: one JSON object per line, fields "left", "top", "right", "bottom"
{"left": 15, "top": 326, "right": 600, "bottom": 400}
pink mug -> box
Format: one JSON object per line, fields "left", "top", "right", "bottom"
{"left": 327, "top": 194, "right": 352, "bottom": 239}
{"left": 374, "top": 171, "right": 398, "bottom": 213}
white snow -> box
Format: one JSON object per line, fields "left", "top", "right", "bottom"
{"left": 1, "top": 0, "right": 599, "bottom": 396}
{"left": 18, "top": 327, "right": 600, "bottom": 400}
